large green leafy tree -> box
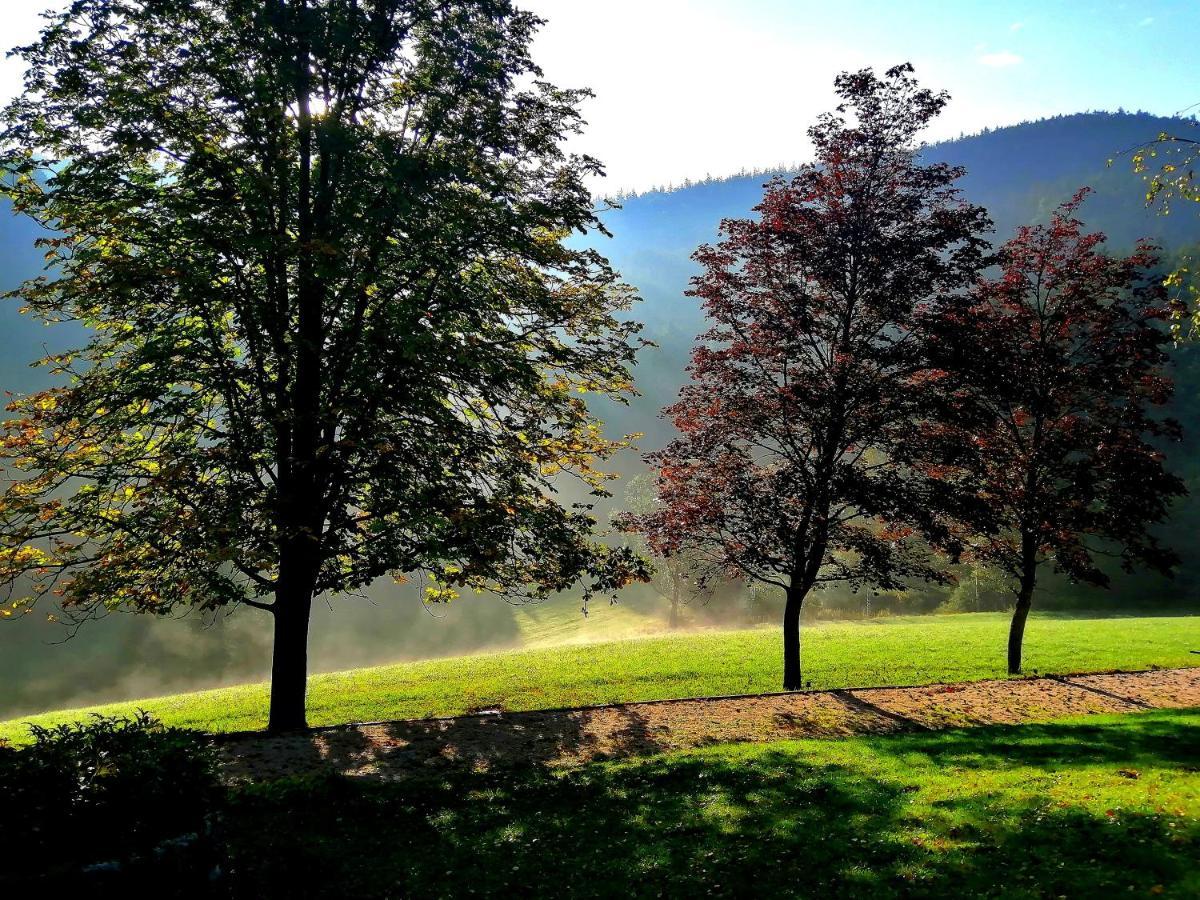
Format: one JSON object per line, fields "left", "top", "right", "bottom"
{"left": 0, "top": 0, "right": 645, "bottom": 731}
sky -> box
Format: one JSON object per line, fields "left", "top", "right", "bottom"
{"left": 3, "top": 0, "right": 1197, "bottom": 193}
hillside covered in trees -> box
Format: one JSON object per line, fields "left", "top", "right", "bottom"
{"left": 594, "top": 111, "right": 1200, "bottom": 448}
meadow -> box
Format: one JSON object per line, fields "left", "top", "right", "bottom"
{"left": 224, "top": 708, "right": 1200, "bottom": 898}
{"left": 3, "top": 611, "right": 1197, "bottom": 744}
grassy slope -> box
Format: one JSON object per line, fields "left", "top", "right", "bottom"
{"left": 2, "top": 612, "right": 1198, "bottom": 742}
{"left": 511, "top": 596, "right": 665, "bottom": 647}
{"left": 228, "top": 708, "right": 1200, "bottom": 898}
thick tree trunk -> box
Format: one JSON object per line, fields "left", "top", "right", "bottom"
{"left": 268, "top": 575, "right": 315, "bottom": 732}
{"left": 1007, "top": 535, "right": 1038, "bottom": 675}
{"left": 782, "top": 583, "right": 806, "bottom": 690}
{"left": 267, "top": 538, "right": 320, "bottom": 732}
{"left": 267, "top": 24, "right": 323, "bottom": 735}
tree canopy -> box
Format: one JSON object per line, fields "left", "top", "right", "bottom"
{"left": 621, "top": 64, "right": 993, "bottom": 689}
{"left": 1123, "top": 120, "right": 1200, "bottom": 338}
{"left": 925, "top": 195, "right": 1185, "bottom": 672}
{"left": 0, "top": 0, "right": 646, "bottom": 729}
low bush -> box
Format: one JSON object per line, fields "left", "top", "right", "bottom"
{"left": 0, "top": 711, "right": 221, "bottom": 889}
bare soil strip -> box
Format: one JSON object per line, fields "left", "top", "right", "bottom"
{"left": 219, "top": 667, "right": 1200, "bottom": 783}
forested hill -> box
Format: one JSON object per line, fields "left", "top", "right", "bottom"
{"left": 590, "top": 111, "right": 1200, "bottom": 452}
{"left": 0, "top": 187, "right": 65, "bottom": 397}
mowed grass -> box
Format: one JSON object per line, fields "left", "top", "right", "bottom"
{"left": 226, "top": 708, "right": 1200, "bottom": 898}
{"left": 2, "top": 611, "right": 1197, "bottom": 743}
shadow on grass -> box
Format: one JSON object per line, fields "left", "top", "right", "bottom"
{"left": 860, "top": 708, "right": 1199, "bottom": 770}
{"left": 1018, "top": 609, "right": 1200, "bottom": 621}
{"left": 221, "top": 710, "right": 1199, "bottom": 899}
{"left": 222, "top": 700, "right": 689, "bottom": 782}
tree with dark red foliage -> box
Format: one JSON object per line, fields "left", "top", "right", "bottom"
{"left": 926, "top": 193, "right": 1185, "bottom": 675}
{"left": 619, "top": 65, "right": 992, "bottom": 690}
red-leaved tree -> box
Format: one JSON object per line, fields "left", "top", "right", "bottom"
{"left": 926, "top": 194, "right": 1185, "bottom": 674}
{"left": 620, "top": 65, "right": 992, "bottom": 689}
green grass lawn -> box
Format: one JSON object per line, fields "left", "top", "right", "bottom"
{"left": 2, "top": 611, "right": 1197, "bottom": 743}
{"left": 225, "top": 708, "right": 1200, "bottom": 898}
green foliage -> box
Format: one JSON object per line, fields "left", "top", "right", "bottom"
{"left": 940, "top": 565, "right": 1013, "bottom": 613}
{"left": 0, "top": 0, "right": 650, "bottom": 730}
{"left": 0, "top": 0, "right": 645, "bottom": 624}
{"left": 2, "top": 612, "right": 1196, "bottom": 742}
{"left": 0, "top": 712, "right": 220, "bottom": 884}
{"left": 219, "top": 709, "right": 1200, "bottom": 897}
{"left": 1121, "top": 121, "right": 1200, "bottom": 338}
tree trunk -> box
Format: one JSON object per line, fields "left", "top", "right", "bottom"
{"left": 268, "top": 556, "right": 317, "bottom": 732}
{"left": 782, "top": 583, "right": 805, "bottom": 690}
{"left": 669, "top": 581, "right": 681, "bottom": 629}
{"left": 267, "top": 22, "right": 323, "bottom": 735}
{"left": 1007, "top": 535, "right": 1038, "bottom": 675}
{"left": 1007, "top": 588, "right": 1033, "bottom": 675}
{"left": 268, "top": 590, "right": 314, "bottom": 732}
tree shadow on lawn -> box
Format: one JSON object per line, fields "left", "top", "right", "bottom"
{"left": 222, "top": 710, "right": 1199, "bottom": 899}
{"left": 1022, "top": 608, "right": 1200, "bottom": 621}
{"left": 222, "top": 701, "right": 680, "bottom": 781}
{"left": 864, "top": 708, "right": 1199, "bottom": 770}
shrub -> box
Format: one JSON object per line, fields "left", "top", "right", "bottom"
{"left": 0, "top": 711, "right": 221, "bottom": 887}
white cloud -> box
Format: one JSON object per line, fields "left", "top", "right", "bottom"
{"left": 1010, "top": 21, "right": 1025, "bottom": 32}
{"left": 3, "top": 2, "right": 1170, "bottom": 196}
{"left": 523, "top": 0, "right": 862, "bottom": 192}
{"left": 1138, "top": 16, "right": 1155, "bottom": 26}
{"left": 978, "top": 51, "right": 1024, "bottom": 67}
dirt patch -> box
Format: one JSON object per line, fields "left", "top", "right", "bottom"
{"left": 219, "top": 667, "right": 1200, "bottom": 783}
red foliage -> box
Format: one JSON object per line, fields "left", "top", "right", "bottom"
{"left": 619, "top": 66, "right": 992, "bottom": 685}
{"left": 925, "top": 194, "right": 1185, "bottom": 598}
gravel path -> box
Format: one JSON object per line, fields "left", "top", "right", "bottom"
{"left": 219, "top": 667, "right": 1200, "bottom": 782}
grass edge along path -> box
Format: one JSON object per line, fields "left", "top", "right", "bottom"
{"left": 215, "top": 667, "right": 1200, "bottom": 783}
{"left": 2, "top": 611, "right": 1198, "bottom": 744}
